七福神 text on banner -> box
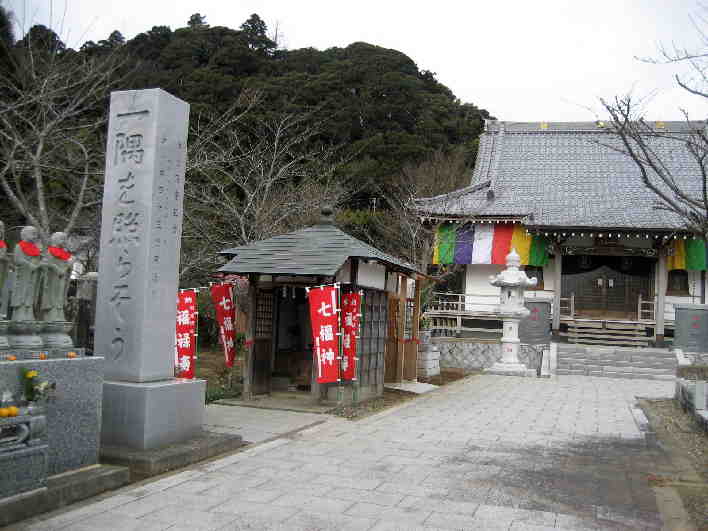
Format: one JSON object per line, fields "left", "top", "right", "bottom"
{"left": 308, "top": 285, "right": 340, "bottom": 384}
{"left": 210, "top": 283, "right": 237, "bottom": 367}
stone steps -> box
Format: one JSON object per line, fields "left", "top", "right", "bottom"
{"left": 556, "top": 346, "right": 677, "bottom": 380}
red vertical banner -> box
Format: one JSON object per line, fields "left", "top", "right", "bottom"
{"left": 307, "top": 285, "right": 340, "bottom": 384}
{"left": 210, "top": 283, "right": 237, "bottom": 367}
{"left": 341, "top": 291, "right": 361, "bottom": 381}
{"left": 175, "top": 290, "right": 197, "bottom": 378}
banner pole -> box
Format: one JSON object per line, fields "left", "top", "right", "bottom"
{"left": 337, "top": 283, "right": 343, "bottom": 406}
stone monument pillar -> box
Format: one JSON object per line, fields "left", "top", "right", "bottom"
{"left": 485, "top": 248, "right": 538, "bottom": 377}
{"left": 95, "top": 89, "right": 205, "bottom": 450}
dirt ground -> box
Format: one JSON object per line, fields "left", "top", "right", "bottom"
{"left": 194, "top": 347, "right": 243, "bottom": 401}
{"left": 640, "top": 398, "right": 708, "bottom": 529}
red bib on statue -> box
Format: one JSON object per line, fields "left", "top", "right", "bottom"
{"left": 18, "top": 240, "right": 40, "bottom": 257}
{"left": 48, "top": 246, "right": 72, "bottom": 261}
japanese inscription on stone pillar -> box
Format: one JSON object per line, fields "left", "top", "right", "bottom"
{"left": 95, "top": 89, "right": 189, "bottom": 382}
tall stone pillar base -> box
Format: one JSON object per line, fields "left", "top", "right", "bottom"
{"left": 101, "top": 378, "right": 205, "bottom": 450}
{"left": 485, "top": 362, "right": 536, "bottom": 377}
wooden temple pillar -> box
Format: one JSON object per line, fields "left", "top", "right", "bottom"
{"left": 350, "top": 258, "right": 360, "bottom": 404}
{"left": 243, "top": 274, "right": 258, "bottom": 400}
{"left": 396, "top": 274, "right": 408, "bottom": 382}
{"left": 655, "top": 249, "right": 668, "bottom": 347}
{"left": 552, "top": 245, "right": 562, "bottom": 339}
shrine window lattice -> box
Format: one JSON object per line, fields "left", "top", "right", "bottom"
{"left": 255, "top": 292, "right": 273, "bottom": 338}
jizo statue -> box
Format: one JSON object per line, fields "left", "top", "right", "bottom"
{"left": 11, "top": 226, "right": 43, "bottom": 321}
{"left": 40, "top": 232, "right": 74, "bottom": 322}
{"left": 0, "top": 220, "right": 8, "bottom": 300}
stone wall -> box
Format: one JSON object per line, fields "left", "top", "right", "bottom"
{"left": 0, "top": 355, "right": 103, "bottom": 475}
{"left": 434, "top": 339, "right": 543, "bottom": 372}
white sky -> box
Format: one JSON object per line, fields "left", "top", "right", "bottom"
{"left": 5, "top": 0, "right": 707, "bottom": 121}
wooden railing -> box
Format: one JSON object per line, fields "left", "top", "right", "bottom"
{"left": 559, "top": 294, "right": 575, "bottom": 319}
{"left": 637, "top": 293, "right": 655, "bottom": 322}
{"left": 426, "top": 292, "right": 466, "bottom": 314}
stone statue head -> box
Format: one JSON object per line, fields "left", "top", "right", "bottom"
{"left": 50, "top": 232, "right": 67, "bottom": 248}
{"left": 505, "top": 248, "right": 521, "bottom": 270}
{"left": 20, "top": 226, "right": 38, "bottom": 243}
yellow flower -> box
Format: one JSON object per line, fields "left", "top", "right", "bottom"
{"left": 26, "top": 370, "right": 38, "bottom": 379}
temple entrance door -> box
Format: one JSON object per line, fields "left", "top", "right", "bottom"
{"left": 562, "top": 256, "right": 654, "bottom": 319}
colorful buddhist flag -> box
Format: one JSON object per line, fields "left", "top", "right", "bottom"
{"left": 668, "top": 238, "right": 707, "bottom": 271}
{"left": 432, "top": 223, "right": 549, "bottom": 267}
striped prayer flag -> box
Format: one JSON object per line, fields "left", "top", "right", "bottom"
{"left": 510, "top": 225, "right": 532, "bottom": 265}
{"left": 491, "top": 224, "right": 515, "bottom": 265}
{"left": 668, "top": 238, "right": 707, "bottom": 271}
{"left": 431, "top": 223, "right": 550, "bottom": 267}
{"left": 453, "top": 224, "right": 475, "bottom": 264}
{"left": 471, "top": 224, "right": 494, "bottom": 264}
{"left": 437, "top": 223, "right": 456, "bottom": 265}
{"left": 528, "top": 235, "right": 549, "bottom": 267}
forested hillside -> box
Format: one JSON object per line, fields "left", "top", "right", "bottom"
{"left": 0, "top": 8, "right": 492, "bottom": 282}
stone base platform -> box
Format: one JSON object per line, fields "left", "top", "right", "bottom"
{"left": 0, "top": 464, "right": 129, "bottom": 528}
{"left": 485, "top": 362, "right": 537, "bottom": 377}
{"left": 101, "top": 430, "right": 244, "bottom": 481}
{"left": 102, "top": 378, "right": 206, "bottom": 450}
{"left": 0, "top": 347, "right": 86, "bottom": 361}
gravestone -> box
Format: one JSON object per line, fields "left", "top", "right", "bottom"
{"left": 673, "top": 303, "right": 708, "bottom": 353}
{"left": 95, "top": 89, "right": 205, "bottom": 450}
{"left": 519, "top": 300, "right": 551, "bottom": 345}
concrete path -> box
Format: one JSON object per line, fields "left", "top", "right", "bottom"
{"left": 10, "top": 375, "right": 678, "bottom": 530}
{"left": 204, "top": 404, "right": 326, "bottom": 444}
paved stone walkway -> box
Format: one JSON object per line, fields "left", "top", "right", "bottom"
{"left": 204, "top": 404, "right": 326, "bottom": 444}
{"left": 11, "top": 376, "right": 678, "bottom": 530}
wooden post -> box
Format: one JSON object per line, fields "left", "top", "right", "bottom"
{"left": 411, "top": 276, "right": 423, "bottom": 382}
{"left": 350, "top": 259, "right": 360, "bottom": 404}
{"left": 397, "top": 274, "right": 407, "bottom": 383}
{"left": 655, "top": 250, "right": 667, "bottom": 346}
{"left": 244, "top": 274, "right": 258, "bottom": 400}
{"left": 552, "top": 246, "right": 562, "bottom": 339}
{"left": 412, "top": 276, "right": 423, "bottom": 341}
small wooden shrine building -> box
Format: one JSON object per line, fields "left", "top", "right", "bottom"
{"left": 218, "top": 207, "right": 422, "bottom": 403}
{"left": 417, "top": 120, "right": 707, "bottom": 346}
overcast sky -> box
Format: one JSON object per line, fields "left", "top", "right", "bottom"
{"left": 5, "top": 0, "right": 707, "bottom": 121}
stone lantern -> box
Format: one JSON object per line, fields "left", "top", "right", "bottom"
{"left": 485, "top": 248, "right": 537, "bottom": 377}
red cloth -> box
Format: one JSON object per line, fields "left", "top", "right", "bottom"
{"left": 48, "top": 246, "right": 71, "bottom": 261}
{"left": 491, "top": 224, "right": 515, "bottom": 265}
{"left": 308, "top": 285, "right": 341, "bottom": 384}
{"left": 0, "top": 240, "right": 6, "bottom": 249}
{"left": 210, "top": 283, "right": 237, "bottom": 367}
{"left": 18, "top": 240, "right": 41, "bottom": 257}
{"left": 340, "top": 292, "right": 360, "bottom": 381}
{"left": 175, "top": 290, "right": 197, "bottom": 378}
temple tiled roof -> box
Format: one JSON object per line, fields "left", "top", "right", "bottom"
{"left": 415, "top": 120, "right": 704, "bottom": 231}
{"left": 219, "top": 219, "right": 419, "bottom": 277}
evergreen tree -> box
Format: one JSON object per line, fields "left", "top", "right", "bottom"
{"left": 188, "top": 13, "right": 208, "bottom": 28}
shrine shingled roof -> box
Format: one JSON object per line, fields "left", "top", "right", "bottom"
{"left": 415, "top": 120, "right": 704, "bottom": 231}
{"left": 218, "top": 212, "right": 419, "bottom": 277}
